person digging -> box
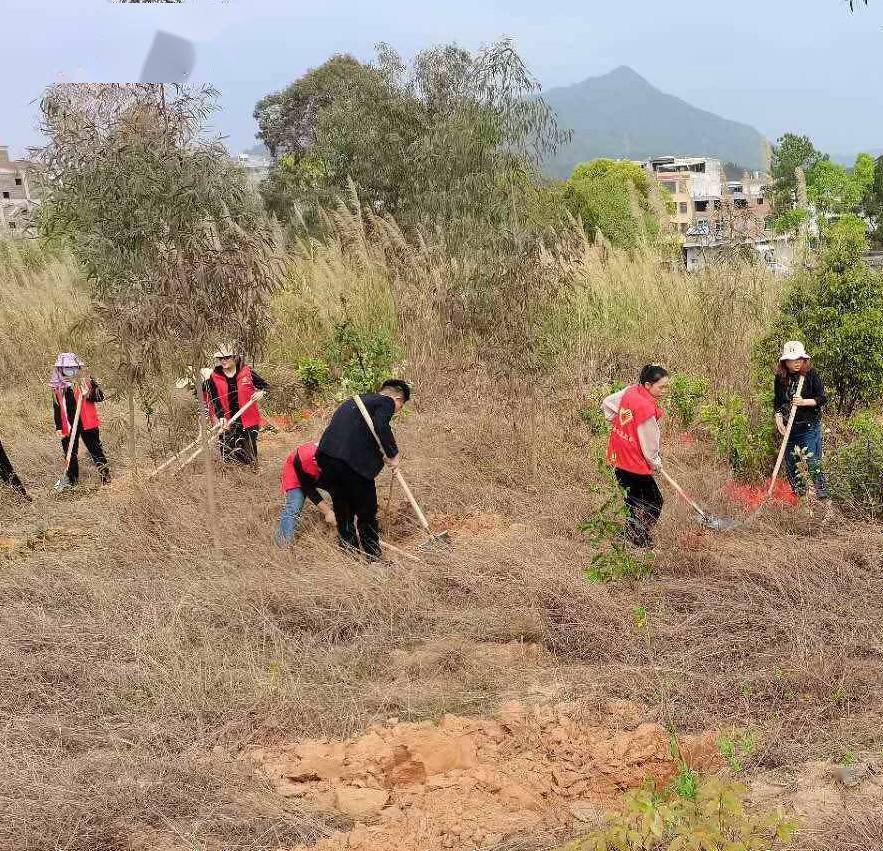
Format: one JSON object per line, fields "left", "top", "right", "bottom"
{"left": 316, "top": 379, "right": 411, "bottom": 561}
{"left": 275, "top": 442, "right": 337, "bottom": 546}
{"left": 602, "top": 364, "right": 670, "bottom": 548}
{"left": 51, "top": 352, "right": 111, "bottom": 490}
{"left": 203, "top": 344, "right": 270, "bottom": 466}
{"left": 773, "top": 340, "right": 834, "bottom": 521}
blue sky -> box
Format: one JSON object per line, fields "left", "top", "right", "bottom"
{"left": 2, "top": 0, "right": 881, "bottom": 159}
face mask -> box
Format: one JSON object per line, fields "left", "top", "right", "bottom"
{"left": 62, "top": 367, "right": 79, "bottom": 378}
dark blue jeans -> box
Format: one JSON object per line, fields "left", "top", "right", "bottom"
{"left": 785, "top": 421, "right": 828, "bottom": 499}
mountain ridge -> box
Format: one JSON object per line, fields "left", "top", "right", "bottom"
{"left": 542, "top": 66, "right": 768, "bottom": 178}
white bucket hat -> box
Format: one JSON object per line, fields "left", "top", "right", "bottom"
{"left": 779, "top": 340, "right": 809, "bottom": 361}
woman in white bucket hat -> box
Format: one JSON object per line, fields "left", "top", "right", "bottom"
{"left": 773, "top": 340, "right": 831, "bottom": 511}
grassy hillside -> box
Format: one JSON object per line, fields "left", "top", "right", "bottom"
{"left": 1, "top": 225, "right": 882, "bottom": 851}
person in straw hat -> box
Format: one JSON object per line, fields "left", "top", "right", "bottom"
{"left": 202, "top": 343, "right": 269, "bottom": 465}
{"left": 774, "top": 340, "right": 832, "bottom": 516}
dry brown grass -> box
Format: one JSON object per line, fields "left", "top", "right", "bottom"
{"left": 1, "top": 232, "right": 881, "bottom": 849}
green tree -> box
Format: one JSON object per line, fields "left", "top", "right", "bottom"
{"left": 562, "top": 158, "right": 669, "bottom": 249}
{"left": 861, "top": 155, "right": 883, "bottom": 245}
{"left": 770, "top": 133, "right": 826, "bottom": 220}
{"left": 254, "top": 40, "right": 570, "bottom": 241}
{"left": 806, "top": 158, "right": 864, "bottom": 219}
{"left": 760, "top": 215, "right": 883, "bottom": 415}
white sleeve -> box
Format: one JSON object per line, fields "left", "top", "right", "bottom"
{"left": 601, "top": 388, "right": 628, "bottom": 422}
{"left": 636, "top": 417, "right": 661, "bottom": 466}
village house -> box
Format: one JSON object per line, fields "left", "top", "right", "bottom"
{"left": 0, "top": 145, "right": 39, "bottom": 238}
{"left": 643, "top": 154, "right": 791, "bottom": 273}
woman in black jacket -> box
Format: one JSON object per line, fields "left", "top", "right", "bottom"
{"left": 773, "top": 340, "right": 830, "bottom": 509}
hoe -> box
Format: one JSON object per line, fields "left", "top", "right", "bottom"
{"left": 352, "top": 395, "right": 451, "bottom": 551}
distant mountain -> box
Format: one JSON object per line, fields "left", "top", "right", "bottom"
{"left": 542, "top": 66, "right": 768, "bottom": 179}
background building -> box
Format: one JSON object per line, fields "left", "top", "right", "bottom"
{"left": 0, "top": 145, "right": 39, "bottom": 238}
{"left": 644, "top": 154, "right": 787, "bottom": 273}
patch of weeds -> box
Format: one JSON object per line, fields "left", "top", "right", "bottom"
{"left": 581, "top": 456, "right": 652, "bottom": 582}
{"left": 561, "top": 776, "right": 797, "bottom": 851}
{"left": 840, "top": 749, "right": 857, "bottom": 766}
{"left": 671, "top": 763, "right": 699, "bottom": 800}
{"left": 717, "top": 729, "right": 759, "bottom": 773}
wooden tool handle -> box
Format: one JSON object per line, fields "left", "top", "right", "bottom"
{"left": 767, "top": 374, "right": 805, "bottom": 499}
{"left": 174, "top": 392, "right": 263, "bottom": 473}
{"left": 351, "top": 394, "right": 432, "bottom": 534}
{"left": 658, "top": 467, "right": 707, "bottom": 517}
{"left": 64, "top": 393, "right": 84, "bottom": 472}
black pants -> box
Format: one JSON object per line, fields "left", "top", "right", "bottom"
{"left": 615, "top": 468, "right": 663, "bottom": 546}
{"left": 316, "top": 452, "right": 381, "bottom": 559}
{"left": 219, "top": 425, "right": 259, "bottom": 465}
{"left": 0, "top": 439, "right": 28, "bottom": 498}
{"left": 61, "top": 428, "right": 110, "bottom": 484}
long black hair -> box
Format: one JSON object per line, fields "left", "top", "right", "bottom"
{"left": 639, "top": 364, "right": 669, "bottom": 387}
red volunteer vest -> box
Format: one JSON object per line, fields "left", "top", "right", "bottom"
{"left": 55, "top": 385, "right": 100, "bottom": 437}
{"left": 607, "top": 385, "right": 663, "bottom": 476}
{"left": 210, "top": 365, "right": 261, "bottom": 428}
{"left": 281, "top": 443, "right": 321, "bottom": 493}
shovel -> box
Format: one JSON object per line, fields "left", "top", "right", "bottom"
{"left": 54, "top": 391, "right": 83, "bottom": 491}
{"left": 352, "top": 394, "right": 451, "bottom": 550}
{"left": 658, "top": 467, "right": 741, "bottom": 532}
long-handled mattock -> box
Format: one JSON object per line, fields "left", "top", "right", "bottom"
{"left": 352, "top": 395, "right": 451, "bottom": 550}
{"left": 148, "top": 392, "right": 265, "bottom": 478}
{"left": 53, "top": 391, "right": 84, "bottom": 491}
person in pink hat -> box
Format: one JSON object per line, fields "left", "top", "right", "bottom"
{"left": 51, "top": 353, "right": 111, "bottom": 488}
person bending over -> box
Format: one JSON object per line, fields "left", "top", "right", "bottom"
{"left": 316, "top": 379, "right": 411, "bottom": 560}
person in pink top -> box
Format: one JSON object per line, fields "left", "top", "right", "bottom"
{"left": 601, "top": 364, "right": 670, "bottom": 548}
{"left": 276, "top": 442, "right": 336, "bottom": 545}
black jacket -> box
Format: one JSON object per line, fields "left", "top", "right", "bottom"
{"left": 774, "top": 367, "right": 826, "bottom": 430}
{"left": 318, "top": 394, "right": 398, "bottom": 480}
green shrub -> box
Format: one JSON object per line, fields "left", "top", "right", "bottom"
{"left": 698, "top": 395, "right": 774, "bottom": 481}
{"left": 828, "top": 412, "right": 883, "bottom": 516}
{"left": 757, "top": 216, "right": 883, "bottom": 416}
{"left": 294, "top": 356, "right": 333, "bottom": 396}
{"left": 326, "top": 319, "right": 402, "bottom": 398}
{"left": 562, "top": 776, "right": 797, "bottom": 851}
{"left": 667, "top": 373, "right": 708, "bottom": 430}
{"left": 581, "top": 455, "right": 652, "bottom": 582}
